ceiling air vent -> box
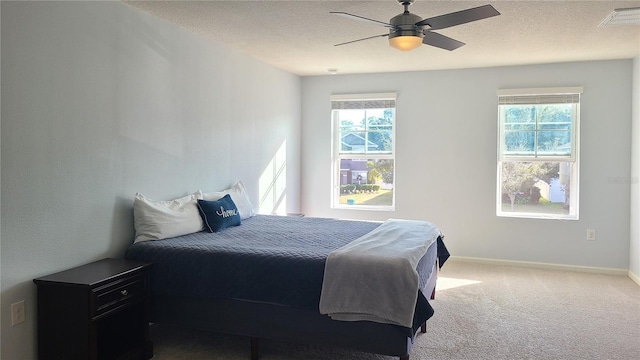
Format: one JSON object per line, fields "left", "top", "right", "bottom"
{"left": 599, "top": 7, "right": 640, "bottom": 27}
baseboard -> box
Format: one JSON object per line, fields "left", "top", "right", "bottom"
{"left": 450, "top": 256, "right": 629, "bottom": 276}
{"left": 629, "top": 270, "right": 640, "bottom": 286}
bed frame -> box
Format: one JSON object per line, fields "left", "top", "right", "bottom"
{"left": 148, "top": 260, "right": 438, "bottom": 360}
{"left": 126, "top": 215, "right": 447, "bottom": 359}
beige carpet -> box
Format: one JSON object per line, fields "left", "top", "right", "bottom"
{"left": 149, "top": 260, "right": 640, "bottom": 359}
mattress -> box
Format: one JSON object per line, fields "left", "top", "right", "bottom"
{"left": 124, "top": 215, "right": 443, "bottom": 333}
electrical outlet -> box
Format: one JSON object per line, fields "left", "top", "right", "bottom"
{"left": 11, "top": 300, "right": 25, "bottom": 326}
{"left": 586, "top": 229, "right": 596, "bottom": 241}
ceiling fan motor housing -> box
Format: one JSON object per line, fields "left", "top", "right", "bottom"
{"left": 388, "top": 11, "right": 423, "bottom": 40}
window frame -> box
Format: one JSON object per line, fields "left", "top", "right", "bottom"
{"left": 331, "top": 93, "right": 396, "bottom": 211}
{"left": 496, "top": 87, "right": 582, "bottom": 220}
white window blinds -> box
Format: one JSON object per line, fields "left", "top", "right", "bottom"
{"left": 497, "top": 87, "right": 583, "bottom": 105}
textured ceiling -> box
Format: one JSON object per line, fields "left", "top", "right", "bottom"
{"left": 124, "top": 0, "right": 640, "bottom": 76}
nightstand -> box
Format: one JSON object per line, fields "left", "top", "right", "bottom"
{"left": 33, "top": 258, "right": 153, "bottom": 360}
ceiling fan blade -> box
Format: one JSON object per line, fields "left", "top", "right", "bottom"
{"left": 422, "top": 31, "right": 465, "bottom": 51}
{"left": 334, "top": 34, "right": 390, "bottom": 47}
{"left": 415, "top": 4, "right": 500, "bottom": 30}
{"left": 330, "top": 12, "right": 394, "bottom": 28}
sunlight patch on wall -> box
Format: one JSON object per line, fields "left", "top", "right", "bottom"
{"left": 436, "top": 277, "right": 482, "bottom": 291}
{"left": 259, "top": 141, "right": 287, "bottom": 215}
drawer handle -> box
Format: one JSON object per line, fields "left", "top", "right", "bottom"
{"left": 120, "top": 289, "right": 128, "bottom": 296}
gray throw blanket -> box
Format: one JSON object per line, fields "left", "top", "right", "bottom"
{"left": 319, "top": 219, "right": 440, "bottom": 327}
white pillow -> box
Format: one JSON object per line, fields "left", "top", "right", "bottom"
{"left": 202, "top": 181, "right": 255, "bottom": 220}
{"left": 133, "top": 191, "right": 203, "bottom": 242}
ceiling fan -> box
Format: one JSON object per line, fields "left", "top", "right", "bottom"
{"left": 331, "top": 0, "right": 500, "bottom": 51}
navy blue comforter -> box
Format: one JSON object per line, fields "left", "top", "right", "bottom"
{"left": 125, "top": 215, "right": 441, "bottom": 330}
{"left": 126, "top": 215, "right": 385, "bottom": 309}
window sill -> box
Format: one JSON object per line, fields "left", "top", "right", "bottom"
{"left": 332, "top": 205, "right": 395, "bottom": 212}
{"left": 496, "top": 211, "right": 578, "bottom": 221}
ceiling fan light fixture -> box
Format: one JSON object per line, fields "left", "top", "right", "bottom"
{"left": 388, "top": 5, "right": 423, "bottom": 51}
{"left": 389, "top": 35, "right": 423, "bottom": 51}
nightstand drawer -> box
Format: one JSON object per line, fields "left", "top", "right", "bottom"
{"left": 93, "top": 277, "right": 145, "bottom": 317}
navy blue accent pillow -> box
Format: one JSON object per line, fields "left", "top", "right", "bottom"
{"left": 197, "top": 195, "right": 241, "bottom": 233}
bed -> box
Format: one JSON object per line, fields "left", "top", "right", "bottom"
{"left": 124, "top": 214, "right": 448, "bottom": 360}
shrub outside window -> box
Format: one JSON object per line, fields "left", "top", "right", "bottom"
{"left": 497, "top": 87, "right": 582, "bottom": 220}
{"left": 331, "top": 93, "right": 396, "bottom": 210}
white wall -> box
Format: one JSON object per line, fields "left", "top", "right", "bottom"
{"left": 302, "top": 60, "right": 633, "bottom": 271}
{"left": 631, "top": 55, "right": 640, "bottom": 283}
{"left": 0, "top": 2, "right": 301, "bottom": 358}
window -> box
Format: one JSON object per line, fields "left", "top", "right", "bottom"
{"left": 331, "top": 93, "right": 396, "bottom": 210}
{"left": 497, "top": 87, "right": 582, "bottom": 219}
